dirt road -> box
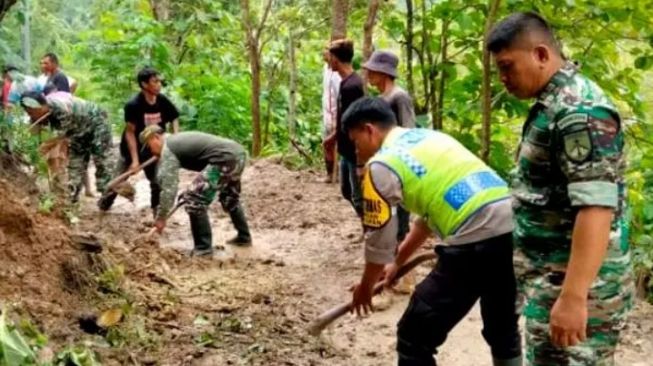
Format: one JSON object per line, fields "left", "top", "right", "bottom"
{"left": 69, "top": 161, "right": 653, "bottom": 366}
{"left": 8, "top": 158, "right": 650, "bottom": 365}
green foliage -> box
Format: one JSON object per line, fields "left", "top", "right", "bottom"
{"left": 53, "top": 346, "right": 100, "bottom": 366}
{"left": 96, "top": 265, "right": 125, "bottom": 294}
{"left": 2, "top": 0, "right": 653, "bottom": 299}
{"left": 0, "top": 307, "right": 36, "bottom": 366}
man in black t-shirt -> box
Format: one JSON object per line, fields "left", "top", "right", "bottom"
{"left": 98, "top": 67, "right": 180, "bottom": 215}
{"left": 323, "top": 39, "right": 365, "bottom": 217}
{"left": 40, "top": 53, "right": 70, "bottom": 93}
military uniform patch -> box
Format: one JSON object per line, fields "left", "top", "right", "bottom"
{"left": 362, "top": 168, "right": 391, "bottom": 229}
{"left": 563, "top": 128, "right": 592, "bottom": 163}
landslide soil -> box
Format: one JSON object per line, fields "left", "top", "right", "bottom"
{"left": 1, "top": 158, "right": 652, "bottom": 365}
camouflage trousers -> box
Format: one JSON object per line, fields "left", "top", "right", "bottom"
{"left": 514, "top": 229, "right": 634, "bottom": 366}
{"left": 67, "top": 119, "right": 113, "bottom": 203}
{"left": 184, "top": 153, "right": 247, "bottom": 214}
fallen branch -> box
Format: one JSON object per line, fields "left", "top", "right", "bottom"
{"left": 289, "top": 138, "right": 313, "bottom": 163}
{"left": 307, "top": 251, "right": 437, "bottom": 336}
{"left": 146, "top": 271, "right": 183, "bottom": 291}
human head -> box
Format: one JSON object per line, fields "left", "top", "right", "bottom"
{"left": 362, "top": 50, "right": 398, "bottom": 91}
{"left": 2, "top": 64, "right": 18, "bottom": 81}
{"left": 139, "top": 124, "right": 164, "bottom": 156}
{"left": 40, "top": 53, "right": 60, "bottom": 74}
{"left": 487, "top": 12, "right": 564, "bottom": 99}
{"left": 20, "top": 91, "right": 50, "bottom": 123}
{"left": 137, "top": 67, "right": 162, "bottom": 96}
{"left": 328, "top": 39, "right": 354, "bottom": 72}
{"left": 342, "top": 97, "right": 397, "bottom": 163}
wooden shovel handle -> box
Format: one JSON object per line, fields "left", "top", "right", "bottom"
{"left": 307, "top": 251, "right": 437, "bottom": 336}
{"left": 106, "top": 156, "right": 158, "bottom": 191}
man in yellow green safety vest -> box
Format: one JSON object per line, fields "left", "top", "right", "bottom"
{"left": 345, "top": 97, "right": 522, "bottom": 366}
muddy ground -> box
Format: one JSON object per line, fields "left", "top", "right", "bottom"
{"left": 2, "top": 158, "right": 652, "bottom": 365}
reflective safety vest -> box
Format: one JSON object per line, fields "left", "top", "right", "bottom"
{"left": 366, "top": 127, "right": 509, "bottom": 237}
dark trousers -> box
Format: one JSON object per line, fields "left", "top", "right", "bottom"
{"left": 397, "top": 233, "right": 521, "bottom": 366}
{"left": 98, "top": 152, "right": 161, "bottom": 210}
{"left": 339, "top": 158, "right": 363, "bottom": 217}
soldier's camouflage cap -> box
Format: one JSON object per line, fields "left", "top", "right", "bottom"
{"left": 139, "top": 124, "right": 163, "bottom": 147}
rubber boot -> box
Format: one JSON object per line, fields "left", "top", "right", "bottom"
{"left": 189, "top": 210, "right": 213, "bottom": 256}
{"left": 493, "top": 355, "right": 523, "bottom": 366}
{"left": 226, "top": 205, "right": 252, "bottom": 246}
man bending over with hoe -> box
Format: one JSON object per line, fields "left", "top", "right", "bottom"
{"left": 140, "top": 125, "right": 252, "bottom": 256}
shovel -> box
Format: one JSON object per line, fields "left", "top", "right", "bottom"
{"left": 105, "top": 156, "right": 158, "bottom": 192}
{"left": 307, "top": 251, "right": 437, "bottom": 336}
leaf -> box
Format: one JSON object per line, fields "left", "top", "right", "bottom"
{"left": 634, "top": 56, "right": 653, "bottom": 70}
{"left": 0, "top": 308, "right": 36, "bottom": 366}
{"left": 193, "top": 315, "right": 211, "bottom": 327}
{"left": 55, "top": 346, "right": 100, "bottom": 366}
{"left": 96, "top": 308, "right": 123, "bottom": 328}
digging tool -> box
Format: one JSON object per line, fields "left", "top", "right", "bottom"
{"left": 105, "top": 156, "right": 158, "bottom": 192}
{"left": 307, "top": 251, "right": 437, "bottom": 336}
{"left": 146, "top": 195, "right": 188, "bottom": 237}
{"left": 27, "top": 111, "right": 52, "bottom": 132}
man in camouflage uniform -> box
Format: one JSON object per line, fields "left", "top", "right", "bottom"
{"left": 140, "top": 125, "right": 252, "bottom": 256}
{"left": 487, "top": 12, "right": 633, "bottom": 365}
{"left": 20, "top": 91, "right": 113, "bottom": 203}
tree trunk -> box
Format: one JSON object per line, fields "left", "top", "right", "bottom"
{"left": 20, "top": 0, "right": 30, "bottom": 68}
{"left": 362, "top": 0, "right": 380, "bottom": 90}
{"left": 434, "top": 20, "right": 449, "bottom": 130}
{"left": 287, "top": 31, "right": 297, "bottom": 139}
{"left": 405, "top": 0, "right": 415, "bottom": 98}
{"left": 420, "top": 0, "right": 431, "bottom": 118}
{"left": 240, "top": 0, "right": 273, "bottom": 157}
{"left": 481, "top": 0, "right": 502, "bottom": 162}
{"left": 0, "top": 0, "right": 18, "bottom": 23}
{"left": 249, "top": 50, "right": 262, "bottom": 157}
{"left": 149, "top": 0, "right": 170, "bottom": 21}
{"left": 331, "top": 0, "right": 348, "bottom": 40}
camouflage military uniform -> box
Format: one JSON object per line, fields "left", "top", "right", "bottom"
{"left": 47, "top": 97, "right": 113, "bottom": 202}
{"left": 156, "top": 131, "right": 251, "bottom": 253}
{"left": 512, "top": 62, "right": 634, "bottom": 365}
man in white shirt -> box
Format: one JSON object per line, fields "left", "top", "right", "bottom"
{"left": 321, "top": 49, "right": 341, "bottom": 183}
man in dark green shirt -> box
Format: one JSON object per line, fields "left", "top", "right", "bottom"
{"left": 140, "top": 126, "right": 252, "bottom": 256}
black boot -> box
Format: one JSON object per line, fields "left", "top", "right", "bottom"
{"left": 227, "top": 205, "right": 252, "bottom": 246}
{"left": 189, "top": 210, "right": 213, "bottom": 256}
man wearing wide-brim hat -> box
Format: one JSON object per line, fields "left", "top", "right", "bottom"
{"left": 363, "top": 50, "right": 416, "bottom": 130}
{"left": 363, "top": 50, "right": 416, "bottom": 244}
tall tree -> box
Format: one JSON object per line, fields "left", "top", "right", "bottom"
{"left": 481, "top": 0, "right": 501, "bottom": 162}
{"left": 331, "top": 0, "right": 348, "bottom": 40}
{"left": 404, "top": 0, "right": 415, "bottom": 98}
{"left": 434, "top": 19, "right": 449, "bottom": 130}
{"left": 149, "top": 0, "right": 170, "bottom": 21}
{"left": 362, "top": 0, "right": 380, "bottom": 89}
{"left": 240, "top": 0, "right": 274, "bottom": 157}
{"left": 287, "top": 30, "right": 297, "bottom": 139}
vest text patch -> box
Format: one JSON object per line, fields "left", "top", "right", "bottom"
{"left": 362, "top": 169, "right": 391, "bottom": 229}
